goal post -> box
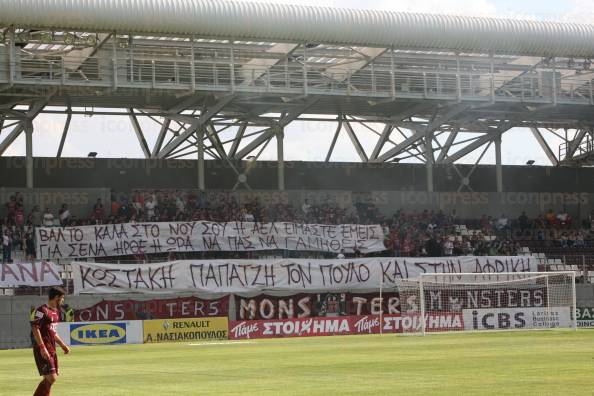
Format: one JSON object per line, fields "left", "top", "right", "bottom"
{"left": 395, "top": 272, "right": 576, "bottom": 335}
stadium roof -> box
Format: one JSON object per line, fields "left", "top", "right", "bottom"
{"left": 1, "top": 0, "right": 594, "bottom": 173}
{"left": 2, "top": 0, "right": 594, "bottom": 57}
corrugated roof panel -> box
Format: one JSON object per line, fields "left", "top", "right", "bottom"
{"left": 0, "top": 0, "right": 593, "bottom": 57}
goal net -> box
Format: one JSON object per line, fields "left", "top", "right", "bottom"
{"left": 392, "top": 272, "right": 576, "bottom": 335}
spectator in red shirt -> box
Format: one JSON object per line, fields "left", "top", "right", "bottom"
{"left": 5, "top": 195, "right": 17, "bottom": 223}
{"left": 2, "top": 229, "right": 12, "bottom": 263}
{"left": 111, "top": 196, "right": 121, "bottom": 217}
{"left": 93, "top": 198, "right": 104, "bottom": 223}
{"left": 15, "top": 205, "right": 25, "bottom": 229}
{"left": 401, "top": 235, "right": 413, "bottom": 257}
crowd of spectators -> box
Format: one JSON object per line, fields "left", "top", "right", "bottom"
{"left": 1, "top": 189, "right": 594, "bottom": 263}
{"left": 383, "top": 209, "right": 593, "bottom": 258}
{"left": 383, "top": 210, "right": 522, "bottom": 258}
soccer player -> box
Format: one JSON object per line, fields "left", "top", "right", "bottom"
{"left": 30, "top": 286, "right": 70, "bottom": 396}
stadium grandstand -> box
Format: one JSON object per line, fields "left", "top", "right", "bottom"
{"left": 1, "top": 0, "right": 594, "bottom": 394}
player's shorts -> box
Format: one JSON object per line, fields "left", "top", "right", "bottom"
{"left": 33, "top": 347, "right": 59, "bottom": 376}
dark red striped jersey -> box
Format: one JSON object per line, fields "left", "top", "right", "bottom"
{"left": 30, "top": 304, "right": 60, "bottom": 353}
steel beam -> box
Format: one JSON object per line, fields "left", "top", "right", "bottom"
{"left": 158, "top": 95, "right": 234, "bottom": 158}
{"left": 234, "top": 99, "right": 317, "bottom": 160}
{"left": 277, "top": 128, "right": 285, "bottom": 191}
{"left": 441, "top": 121, "right": 511, "bottom": 164}
{"left": 343, "top": 119, "right": 368, "bottom": 162}
{"left": 456, "top": 141, "right": 493, "bottom": 192}
{"left": 56, "top": 112, "right": 72, "bottom": 158}
{"left": 530, "top": 127, "right": 559, "bottom": 166}
{"left": 495, "top": 134, "right": 503, "bottom": 192}
{"left": 0, "top": 100, "right": 47, "bottom": 156}
{"left": 228, "top": 123, "right": 247, "bottom": 158}
{"left": 442, "top": 133, "right": 494, "bottom": 164}
{"left": 376, "top": 106, "right": 468, "bottom": 162}
{"left": 374, "top": 129, "right": 426, "bottom": 162}
{"left": 325, "top": 117, "right": 343, "bottom": 162}
{"left": 205, "top": 123, "right": 228, "bottom": 160}
{"left": 394, "top": 126, "right": 427, "bottom": 162}
{"left": 567, "top": 129, "right": 588, "bottom": 159}
{"left": 425, "top": 132, "right": 434, "bottom": 192}
{"left": 233, "top": 127, "right": 277, "bottom": 160}
{"left": 152, "top": 119, "right": 171, "bottom": 157}
{"left": 27, "top": 108, "right": 593, "bottom": 132}
{"left": 25, "top": 120, "right": 33, "bottom": 188}
{"left": 166, "top": 95, "right": 204, "bottom": 114}
{"left": 233, "top": 133, "right": 274, "bottom": 190}
{"left": 435, "top": 127, "right": 459, "bottom": 163}
{"left": 128, "top": 109, "right": 151, "bottom": 158}
{"left": 370, "top": 124, "right": 393, "bottom": 160}
{"left": 197, "top": 128, "right": 205, "bottom": 191}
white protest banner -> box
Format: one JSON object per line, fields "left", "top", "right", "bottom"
{"left": 0, "top": 261, "right": 63, "bottom": 287}
{"left": 72, "top": 256, "right": 535, "bottom": 294}
{"left": 36, "top": 221, "right": 385, "bottom": 260}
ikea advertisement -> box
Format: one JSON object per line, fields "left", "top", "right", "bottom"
{"left": 57, "top": 321, "right": 144, "bottom": 346}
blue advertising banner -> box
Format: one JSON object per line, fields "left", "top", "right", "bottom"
{"left": 69, "top": 322, "right": 127, "bottom": 346}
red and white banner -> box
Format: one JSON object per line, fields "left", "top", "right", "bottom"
{"left": 0, "top": 261, "right": 62, "bottom": 287}
{"left": 228, "top": 312, "right": 464, "bottom": 339}
{"left": 235, "top": 287, "right": 546, "bottom": 321}
{"left": 235, "top": 292, "right": 402, "bottom": 320}
{"left": 74, "top": 295, "right": 229, "bottom": 321}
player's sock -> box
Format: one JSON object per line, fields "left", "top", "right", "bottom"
{"left": 33, "top": 379, "right": 52, "bottom": 396}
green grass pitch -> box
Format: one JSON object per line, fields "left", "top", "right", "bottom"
{"left": 1, "top": 331, "right": 593, "bottom": 395}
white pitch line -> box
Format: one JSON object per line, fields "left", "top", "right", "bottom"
{"left": 188, "top": 341, "right": 257, "bottom": 346}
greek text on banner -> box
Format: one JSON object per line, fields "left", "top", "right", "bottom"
{"left": 229, "top": 313, "right": 464, "bottom": 339}
{"left": 36, "top": 221, "right": 386, "bottom": 259}
{"left": 1, "top": 261, "right": 62, "bottom": 287}
{"left": 143, "top": 317, "right": 228, "bottom": 343}
{"left": 72, "top": 256, "right": 535, "bottom": 294}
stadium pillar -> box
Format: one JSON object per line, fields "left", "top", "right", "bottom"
{"left": 495, "top": 135, "right": 503, "bottom": 192}
{"left": 277, "top": 127, "right": 285, "bottom": 191}
{"left": 197, "top": 128, "right": 205, "bottom": 191}
{"left": 25, "top": 119, "right": 34, "bottom": 189}
{"left": 425, "top": 134, "right": 434, "bottom": 192}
